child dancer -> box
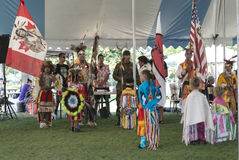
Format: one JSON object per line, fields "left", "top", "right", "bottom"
{"left": 182, "top": 77, "right": 214, "bottom": 145}
{"left": 120, "top": 79, "right": 138, "bottom": 129}
{"left": 138, "top": 70, "right": 161, "bottom": 150}
{"left": 62, "top": 69, "right": 85, "bottom": 132}
{"left": 37, "top": 61, "right": 55, "bottom": 128}
{"left": 211, "top": 86, "right": 236, "bottom": 143}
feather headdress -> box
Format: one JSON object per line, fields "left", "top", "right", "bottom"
{"left": 225, "top": 55, "right": 237, "bottom": 67}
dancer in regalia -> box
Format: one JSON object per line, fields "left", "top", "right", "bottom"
{"left": 211, "top": 86, "right": 236, "bottom": 143}
{"left": 61, "top": 68, "right": 85, "bottom": 132}
{"left": 176, "top": 48, "right": 196, "bottom": 113}
{"left": 138, "top": 70, "right": 161, "bottom": 150}
{"left": 216, "top": 59, "right": 238, "bottom": 115}
{"left": 182, "top": 77, "right": 214, "bottom": 145}
{"left": 61, "top": 88, "right": 84, "bottom": 132}
{"left": 120, "top": 79, "right": 138, "bottom": 129}
{"left": 37, "top": 61, "right": 55, "bottom": 128}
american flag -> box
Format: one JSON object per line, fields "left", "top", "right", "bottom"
{"left": 190, "top": 1, "right": 207, "bottom": 81}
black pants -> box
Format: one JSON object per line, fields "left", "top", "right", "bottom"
{"left": 55, "top": 88, "right": 67, "bottom": 115}
{"left": 84, "top": 105, "right": 96, "bottom": 122}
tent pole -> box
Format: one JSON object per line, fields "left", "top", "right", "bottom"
{"left": 236, "top": 0, "right": 239, "bottom": 159}
{"left": 214, "top": 44, "right": 217, "bottom": 85}
{"left": 132, "top": 0, "right": 136, "bottom": 90}
{"left": 222, "top": 0, "right": 226, "bottom": 62}
{"left": 213, "top": 0, "right": 220, "bottom": 85}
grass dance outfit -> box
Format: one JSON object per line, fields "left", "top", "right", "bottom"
{"left": 120, "top": 87, "right": 138, "bottom": 129}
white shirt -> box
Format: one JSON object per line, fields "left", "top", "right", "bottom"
{"left": 139, "top": 63, "right": 152, "bottom": 75}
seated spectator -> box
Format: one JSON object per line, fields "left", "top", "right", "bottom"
{"left": 18, "top": 79, "right": 32, "bottom": 112}
{"left": 206, "top": 76, "right": 215, "bottom": 102}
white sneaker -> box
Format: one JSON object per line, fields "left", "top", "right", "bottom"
{"left": 40, "top": 122, "right": 44, "bottom": 128}
{"left": 87, "top": 121, "right": 93, "bottom": 126}
{"left": 79, "top": 122, "right": 84, "bottom": 126}
{"left": 40, "top": 122, "right": 47, "bottom": 128}
{"left": 52, "top": 113, "right": 57, "bottom": 120}
{"left": 93, "top": 122, "right": 97, "bottom": 126}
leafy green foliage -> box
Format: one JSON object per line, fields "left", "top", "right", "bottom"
{"left": 168, "top": 66, "right": 177, "bottom": 83}
{"left": 226, "top": 45, "right": 237, "bottom": 51}
{"left": 163, "top": 46, "right": 184, "bottom": 56}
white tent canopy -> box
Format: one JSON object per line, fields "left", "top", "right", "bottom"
{"left": 202, "top": 0, "right": 237, "bottom": 45}
{"left": 44, "top": 0, "right": 237, "bottom": 50}
{"left": 0, "top": 0, "right": 237, "bottom": 49}
{"left": 45, "top": 0, "right": 162, "bottom": 49}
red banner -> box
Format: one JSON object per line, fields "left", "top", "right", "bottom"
{"left": 152, "top": 33, "right": 166, "bottom": 106}
{"left": 6, "top": 0, "right": 47, "bottom": 77}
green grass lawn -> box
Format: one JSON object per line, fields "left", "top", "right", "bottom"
{"left": 0, "top": 112, "right": 237, "bottom": 160}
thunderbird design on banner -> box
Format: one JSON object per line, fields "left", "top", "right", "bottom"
{"left": 151, "top": 11, "right": 167, "bottom": 107}
{"left": 6, "top": 0, "right": 47, "bottom": 77}
{"left": 152, "top": 33, "right": 166, "bottom": 107}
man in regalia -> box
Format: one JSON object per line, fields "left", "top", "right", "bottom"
{"left": 217, "top": 59, "right": 238, "bottom": 115}
{"left": 176, "top": 48, "right": 196, "bottom": 113}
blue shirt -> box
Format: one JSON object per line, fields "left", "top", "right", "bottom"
{"left": 138, "top": 81, "right": 162, "bottom": 111}
{"left": 19, "top": 84, "right": 31, "bottom": 101}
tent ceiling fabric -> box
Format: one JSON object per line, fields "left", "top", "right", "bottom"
{"left": 0, "top": 0, "right": 237, "bottom": 49}
{"left": 202, "top": 0, "right": 237, "bottom": 46}
{"left": 46, "top": 0, "right": 237, "bottom": 49}
{"left": 45, "top": 0, "right": 162, "bottom": 49}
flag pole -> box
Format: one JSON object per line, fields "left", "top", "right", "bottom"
{"left": 132, "top": 0, "right": 136, "bottom": 90}
{"left": 214, "top": 44, "right": 217, "bottom": 85}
